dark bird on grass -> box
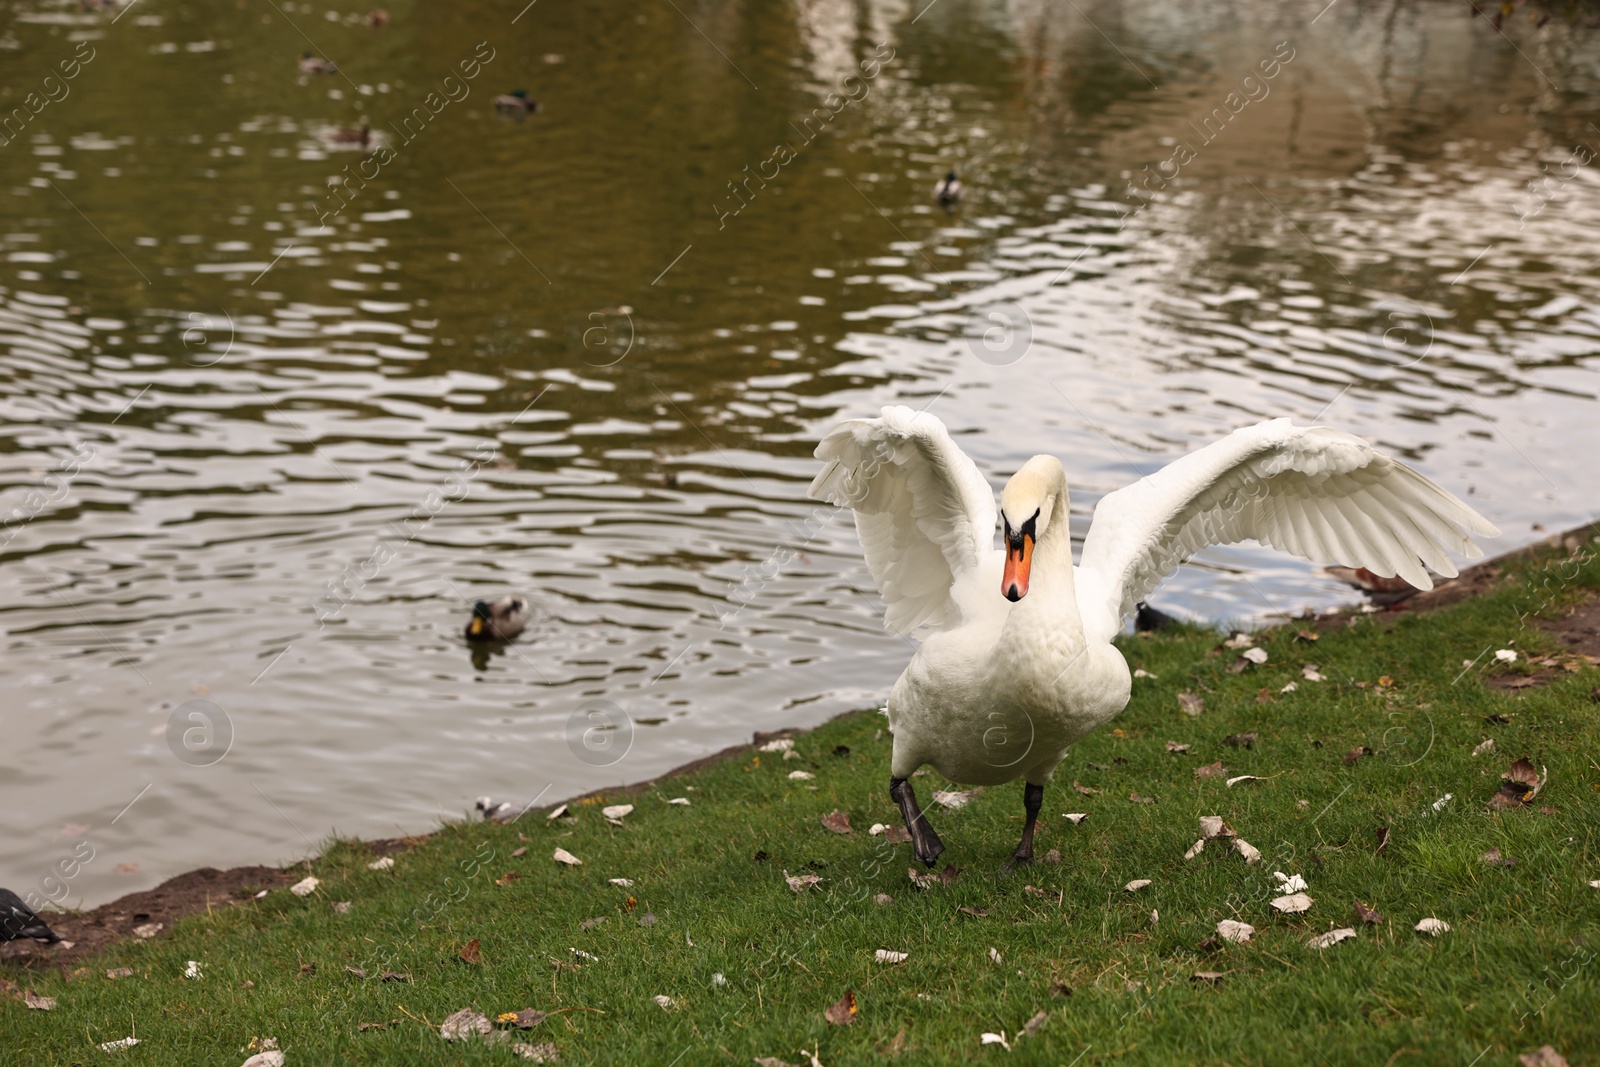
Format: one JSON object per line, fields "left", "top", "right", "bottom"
{"left": 465, "top": 595, "right": 529, "bottom": 641}
{"left": 1134, "top": 601, "right": 1181, "bottom": 632}
{"left": 933, "top": 170, "right": 963, "bottom": 208}
{"left": 475, "top": 797, "right": 517, "bottom": 823}
{"left": 811, "top": 407, "right": 1496, "bottom": 870}
{"left": 1, "top": 888, "right": 61, "bottom": 943}
{"left": 300, "top": 52, "right": 339, "bottom": 75}
{"left": 494, "top": 89, "right": 540, "bottom": 113}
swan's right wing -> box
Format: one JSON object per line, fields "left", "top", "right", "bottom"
{"left": 809, "top": 406, "right": 996, "bottom": 635}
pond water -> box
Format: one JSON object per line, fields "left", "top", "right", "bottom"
{"left": 2, "top": 0, "right": 1597, "bottom": 907}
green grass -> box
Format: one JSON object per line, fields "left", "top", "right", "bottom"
{"left": 9, "top": 544, "right": 1600, "bottom": 1066}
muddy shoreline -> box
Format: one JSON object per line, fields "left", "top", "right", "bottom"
{"left": 6, "top": 521, "right": 1595, "bottom": 974}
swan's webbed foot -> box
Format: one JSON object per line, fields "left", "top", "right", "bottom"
{"left": 1004, "top": 781, "right": 1045, "bottom": 871}
{"left": 889, "top": 776, "right": 945, "bottom": 867}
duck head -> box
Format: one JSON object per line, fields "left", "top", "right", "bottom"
{"left": 999, "top": 455, "right": 1066, "bottom": 602}
{"left": 467, "top": 599, "right": 492, "bottom": 638}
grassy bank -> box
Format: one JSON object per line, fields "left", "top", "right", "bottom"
{"left": 7, "top": 541, "right": 1600, "bottom": 1066}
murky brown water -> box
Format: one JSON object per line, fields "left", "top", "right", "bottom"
{"left": 2, "top": 0, "right": 1597, "bottom": 907}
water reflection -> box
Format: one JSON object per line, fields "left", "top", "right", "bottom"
{"left": 0, "top": 0, "right": 1597, "bottom": 906}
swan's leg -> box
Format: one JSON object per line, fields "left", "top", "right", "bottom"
{"left": 1004, "top": 781, "right": 1045, "bottom": 869}
{"left": 889, "top": 776, "right": 944, "bottom": 867}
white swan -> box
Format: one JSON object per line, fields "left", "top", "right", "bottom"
{"left": 809, "top": 407, "right": 1498, "bottom": 867}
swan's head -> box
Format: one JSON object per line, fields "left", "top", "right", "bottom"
{"left": 999, "top": 455, "right": 1065, "bottom": 602}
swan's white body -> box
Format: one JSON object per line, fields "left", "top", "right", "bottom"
{"left": 810, "top": 407, "right": 1498, "bottom": 792}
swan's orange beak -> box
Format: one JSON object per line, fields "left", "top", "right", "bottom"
{"left": 1002, "top": 532, "right": 1033, "bottom": 602}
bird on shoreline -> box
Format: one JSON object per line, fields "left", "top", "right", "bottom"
{"left": 326, "top": 123, "right": 373, "bottom": 148}
{"left": 811, "top": 407, "right": 1497, "bottom": 869}
{"left": 475, "top": 797, "right": 517, "bottom": 823}
{"left": 465, "top": 595, "right": 529, "bottom": 641}
{"left": 1, "top": 888, "right": 61, "bottom": 943}
{"left": 494, "top": 89, "right": 540, "bottom": 113}
{"left": 299, "top": 52, "right": 338, "bottom": 75}
{"left": 933, "top": 170, "right": 963, "bottom": 208}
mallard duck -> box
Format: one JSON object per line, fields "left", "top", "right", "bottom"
{"left": 300, "top": 52, "right": 339, "bottom": 75}
{"left": 465, "top": 595, "right": 528, "bottom": 641}
{"left": 1, "top": 887, "right": 61, "bottom": 943}
{"left": 494, "top": 89, "right": 540, "bottom": 113}
{"left": 933, "top": 170, "right": 963, "bottom": 208}
{"left": 811, "top": 407, "right": 1495, "bottom": 868}
{"left": 327, "top": 123, "right": 372, "bottom": 148}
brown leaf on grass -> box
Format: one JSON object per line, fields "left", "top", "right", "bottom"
{"left": 1224, "top": 732, "right": 1258, "bottom": 749}
{"left": 1519, "top": 1046, "right": 1570, "bottom": 1067}
{"left": 1023, "top": 885, "right": 1055, "bottom": 899}
{"left": 377, "top": 971, "right": 411, "bottom": 982}
{"left": 878, "top": 1026, "right": 908, "bottom": 1056}
{"left": 637, "top": 912, "right": 658, "bottom": 927}
{"left": 1192, "top": 971, "right": 1226, "bottom": 985}
{"left": 786, "top": 872, "right": 823, "bottom": 893}
{"left": 1255, "top": 688, "right": 1274, "bottom": 705}
{"left": 824, "top": 990, "right": 857, "bottom": 1026}
{"left": 958, "top": 906, "right": 990, "bottom": 918}
{"left": 1198, "top": 816, "right": 1235, "bottom": 839}
{"left": 357, "top": 1021, "right": 391, "bottom": 1031}
{"left": 511, "top": 847, "right": 528, "bottom": 858}
{"left": 1072, "top": 781, "right": 1100, "bottom": 796}
{"left": 1295, "top": 629, "right": 1319, "bottom": 642}
{"left": 1049, "top": 980, "right": 1073, "bottom": 997}
{"left": 884, "top": 825, "right": 912, "bottom": 844}
{"left": 458, "top": 940, "right": 481, "bottom": 965}
{"left": 1354, "top": 901, "right": 1385, "bottom": 925}
{"left": 106, "top": 968, "right": 133, "bottom": 980}
{"left": 753, "top": 1059, "right": 799, "bottom": 1067}
{"left": 1023, "top": 1010, "right": 1049, "bottom": 1037}
{"left": 346, "top": 966, "right": 367, "bottom": 978}
{"left": 1195, "top": 761, "right": 1227, "bottom": 779}
{"left": 513, "top": 1041, "right": 561, "bottom": 1062}
{"left": 498, "top": 1008, "right": 548, "bottom": 1029}
{"left": 1344, "top": 746, "right": 1374, "bottom": 765}
{"left": 579, "top": 917, "right": 606, "bottom": 930}
{"left": 300, "top": 962, "right": 317, "bottom": 976}
{"left": 1178, "top": 691, "right": 1204, "bottom": 717}
{"left": 439, "top": 1008, "right": 494, "bottom": 1040}
{"left": 1041, "top": 849, "right": 1061, "bottom": 865}
{"left": 24, "top": 990, "right": 55, "bottom": 1010}
{"left": 821, "top": 811, "right": 852, "bottom": 835}
{"left": 1375, "top": 827, "right": 1390, "bottom": 853}
{"left": 1128, "top": 793, "right": 1156, "bottom": 804}
{"left": 1489, "top": 757, "right": 1545, "bottom": 810}
{"left": 1166, "top": 741, "right": 1191, "bottom": 753}
{"left": 1480, "top": 847, "right": 1518, "bottom": 867}
{"left": 941, "top": 864, "right": 966, "bottom": 885}
{"left": 495, "top": 871, "right": 522, "bottom": 886}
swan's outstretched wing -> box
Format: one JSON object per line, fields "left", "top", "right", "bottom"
{"left": 1076, "top": 418, "right": 1499, "bottom": 639}
{"left": 809, "top": 406, "right": 996, "bottom": 635}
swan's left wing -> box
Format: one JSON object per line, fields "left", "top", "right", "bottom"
{"left": 809, "top": 406, "right": 996, "bottom": 636}
{"left": 1076, "top": 418, "right": 1498, "bottom": 640}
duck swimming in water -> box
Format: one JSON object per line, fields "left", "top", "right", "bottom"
{"left": 933, "top": 170, "right": 963, "bottom": 208}
{"left": 465, "top": 595, "right": 529, "bottom": 641}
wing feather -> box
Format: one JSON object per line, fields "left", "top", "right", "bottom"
{"left": 809, "top": 406, "right": 996, "bottom": 635}
{"left": 1077, "top": 419, "right": 1497, "bottom": 641}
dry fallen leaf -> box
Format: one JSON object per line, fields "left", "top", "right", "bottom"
{"left": 787, "top": 770, "right": 815, "bottom": 781}
{"left": 511, "top": 1041, "right": 560, "bottom": 1063}
{"left": 1354, "top": 901, "right": 1385, "bottom": 924}
{"left": 1124, "top": 879, "right": 1151, "bottom": 893}
{"left": 106, "top": 968, "right": 134, "bottom": 980}
{"left": 579, "top": 916, "right": 606, "bottom": 930}
{"left": 1178, "top": 691, "right": 1204, "bottom": 717}
{"left": 1243, "top": 647, "right": 1269, "bottom": 664}
{"left": 1306, "top": 928, "right": 1356, "bottom": 950}
{"left": 1519, "top": 1046, "right": 1570, "bottom": 1067}
{"left": 824, "top": 990, "right": 857, "bottom": 1026}
{"left": 1375, "top": 827, "right": 1391, "bottom": 853}
{"left": 988, "top": 947, "right": 1003, "bottom": 965}
{"left": 1226, "top": 775, "right": 1261, "bottom": 788}
{"left": 1271, "top": 892, "right": 1314, "bottom": 914}
{"left": 546, "top": 804, "right": 571, "bottom": 821}
{"left": 1184, "top": 838, "right": 1206, "bottom": 860}
{"left": 1234, "top": 839, "right": 1262, "bottom": 865}
{"left": 875, "top": 893, "right": 894, "bottom": 905}
{"left": 510, "top": 847, "right": 528, "bottom": 858}
{"left": 495, "top": 871, "right": 522, "bottom": 886}
{"left": 332, "top": 901, "right": 352, "bottom": 914}
{"left": 1472, "top": 738, "right": 1495, "bottom": 757}
{"left": 289, "top": 875, "right": 319, "bottom": 897}
{"left": 499, "top": 1008, "right": 548, "bottom": 1029}
{"left": 439, "top": 1008, "right": 494, "bottom": 1040}
{"left": 1195, "top": 761, "right": 1227, "bottom": 780}
{"left": 1480, "top": 847, "right": 1518, "bottom": 867}
{"left": 1344, "top": 746, "right": 1373, "bottom": 765}
{"left": 1302, "top": 664, "right": 1325, "bottom": 682}
{"left": 1192, "top": 971, "right": 1226, "bottom": 985}
{"left": 1415, "top": 917, "right": 1450, "bottom": 936}
{"left": 1199, "top": 815, "right": 1234, "bottom": 839}
{"left": 132, "top": 921, "right": 163, "bottom": 939}
{"left": 1224, "top": 732, "right": 1258, "bottom": 749}
{"left": 1062, "top": 813, "right": 1089, "bottom": 825}
{"left": 958, "top": 906, "right": 990, "bottom": 918}
{"left": 874, "top": 949, "right": 908, "bottom": 965}
{"left": 758, "top": 737, "right": 795, "bottom": 753}
{"left": 602, "top": 804, "right": 634, "bottom": 821}
{"left": 653, "top": 994, "right": 675, "bottom": 1010}
{"left": 1040, "top": 849, "right": 1061, "bottom": 866}
{"left": 459, "top": 939, "right": 481, "bottom": 965}
{"left": 821, "top": 811, "right": 852, "bottom": 835}
{"left": 1166, "top": 741, "right": 1191, "bottom": 753}
{"left": 367, "top": 856, "right": 395, "bottom": 871}
{"left": 786, "top": 872, "right": 823, "bottom": 893}
{"left": 24, "top": 990, "right": 55, "bottom": 1010}
{"left": 1489, "top": 757, "right": 1545, "bottom": 810}
{"left": 980, "top": 1032, "right": 1011, "bottom": 1050}
{"left": 1217, "top": 919, "right": 1254, "bottom": 943}
{"left": 552, "top": 848, "right": 582, "bottom": 866}
{"left": 609, "top": 877, "right": 633, "bottom": 888}
{"left": 1022, "top": 1010, "right": 1049, "bottom": 1037}
{"left": 1071, "top": 781, "right": 1100, "bottom": 796}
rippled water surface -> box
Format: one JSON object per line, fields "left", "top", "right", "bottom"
{"left": 3, "top": 0, "right": 1598, "bottom": 906}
